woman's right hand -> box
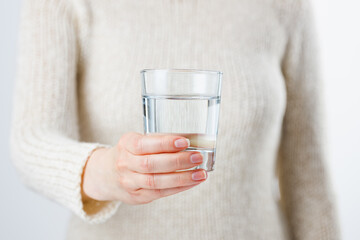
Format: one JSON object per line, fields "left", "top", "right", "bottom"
{"left": 81, "top": 132, "right": 207, "bottom": 205}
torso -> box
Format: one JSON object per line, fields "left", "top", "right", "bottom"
{"left": 69, "top": 0, "right": 290, "bottom": 239}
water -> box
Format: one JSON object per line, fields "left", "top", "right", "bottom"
{"left": 142, "top": 95, "right": 220, "bottom": 171}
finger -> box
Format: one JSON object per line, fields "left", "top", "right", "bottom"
{"left": 126, "top": 151, "right": 203, "bottom": 173}
{"left": 134, "top": 183, "right": 202, "bottom": 203}
{"left": 131, "top": 169, "right": 207, "bottom": 189}
{"left": 121, "top": 132, "right": 190, "bottom": 155}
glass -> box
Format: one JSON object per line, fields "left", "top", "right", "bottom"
{"left": 141, "top": 69, "right": 222, "bottom": 171}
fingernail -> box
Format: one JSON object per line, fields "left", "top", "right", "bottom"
{"left": 192, "top": 170, "right": 207, "bottom": 181}
{"left": 174, "top": 138, "right": 190, "bottom": 148}
{"left": 190, "top": 153, "right": 203, "bottom": 163}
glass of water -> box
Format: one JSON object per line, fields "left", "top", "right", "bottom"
{"left": 141, "top": 69, "right": 222, "bottom": 171}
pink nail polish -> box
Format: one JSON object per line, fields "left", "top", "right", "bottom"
{"left": 174, "top": 138, "right": 190, "bottom": 148}
{"left": 190, "top": 153, "right": 203, "bottom": 163}
{"left": 192, "top": 170, "right": 207, "bottom": 181}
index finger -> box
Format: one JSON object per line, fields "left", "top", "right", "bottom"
{"left": 121, "top": 133, "right": 190, "bottom": 155}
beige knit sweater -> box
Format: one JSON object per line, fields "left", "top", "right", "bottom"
{"left": 11, "top": 0, "right": 339, "bottom": 239}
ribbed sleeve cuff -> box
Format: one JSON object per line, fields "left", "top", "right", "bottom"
{"left": 10, "top": 129, "right": 121, "bottom": 224}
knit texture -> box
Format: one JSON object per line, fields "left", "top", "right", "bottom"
{"left": 10, "top": 0, "right": 340, "bottom": 239}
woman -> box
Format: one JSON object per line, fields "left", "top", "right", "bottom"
{"left": 11, "top": 0, "right": 339, "bottom": 239}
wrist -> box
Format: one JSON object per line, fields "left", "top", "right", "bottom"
{"left": 81, "top": 147, "right": 108, "bottom": 202}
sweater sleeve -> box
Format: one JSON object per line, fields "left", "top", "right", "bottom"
{"left": 277, "top": 1, "right": 340, "bottom": 239}
{"left": 10, "top": 0, "right": 120, "bottom": 224}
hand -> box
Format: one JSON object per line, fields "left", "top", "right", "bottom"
{"left": 81, "top": 132, "right": 207, "bottom": 205}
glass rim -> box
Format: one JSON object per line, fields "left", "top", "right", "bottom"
{"left": 140, "top": 68, "right": 223, "bottom": 75}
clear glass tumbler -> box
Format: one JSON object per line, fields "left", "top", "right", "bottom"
{"left": 141, "top": 69, "right": 222, "bottom": 171}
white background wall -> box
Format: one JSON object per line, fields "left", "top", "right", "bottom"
{"left": 1, "top": 1, "right": 359, "bottom": 239}
{"left": 312, "top": 1, "right": 360, "bottom": 239}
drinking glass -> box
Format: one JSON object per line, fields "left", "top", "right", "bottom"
{"left": 141, "top": 69, "right": 222, "bottom": 171}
